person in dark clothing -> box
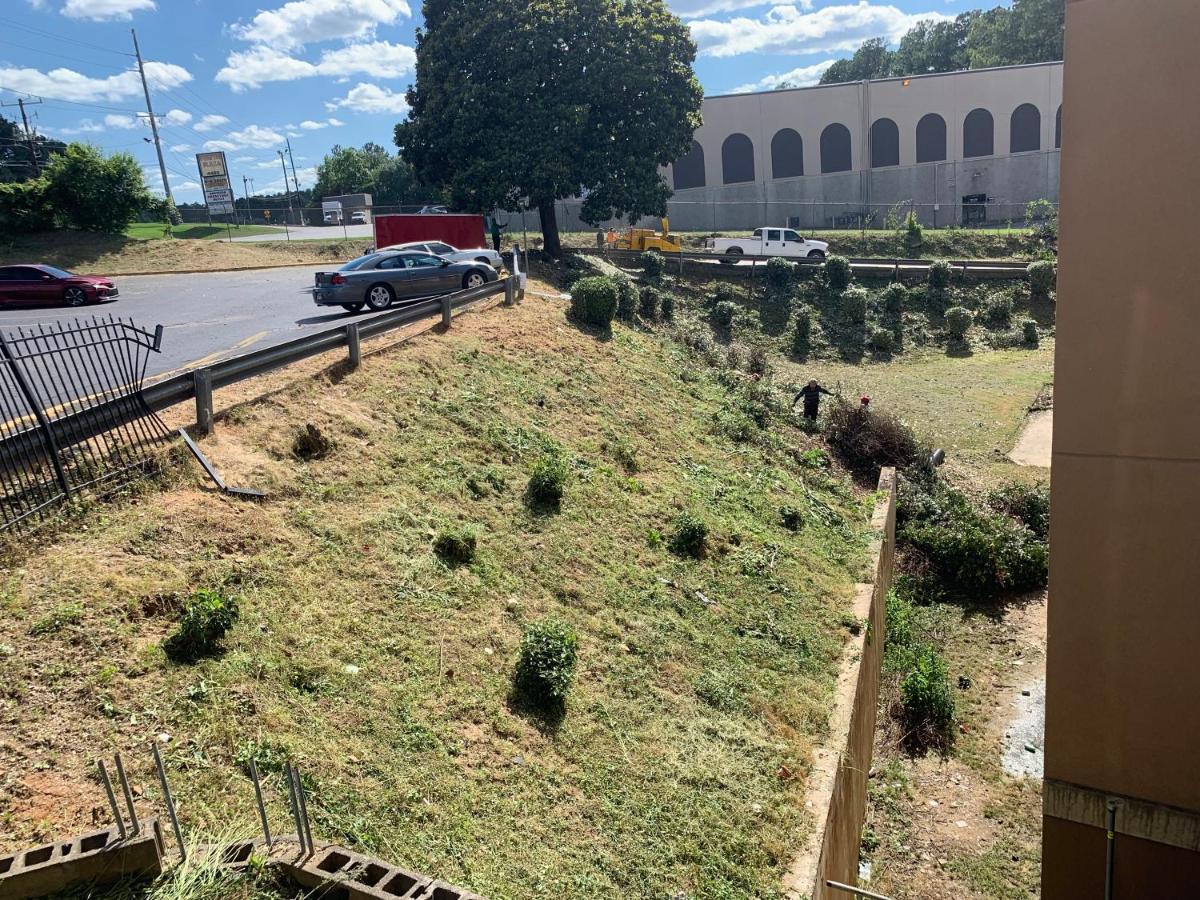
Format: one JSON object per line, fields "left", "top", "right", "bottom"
{"left": 793, "top": 380, "right": 833, "bottom": 420}
{"left": 490, "top": 216, "right": 507, "bottom": 253}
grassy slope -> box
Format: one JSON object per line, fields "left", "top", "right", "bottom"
{"left": 124, "top": 223, "right": 284, "bottom": 240}
{"left": 0, "top": 231, "right": 368, "bottom": 274}
{"left": 0, "top": 294, "right": 871, "bottom": 900}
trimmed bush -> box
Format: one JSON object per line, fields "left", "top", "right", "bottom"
{"left": 1022, "top": 318, "right": 1039, "bottom": 346}
{"left": 825, "top": 399, "right": 924, "bottom": 480}
{"left": 928, "top": 259, "right": 953, "bottom": 291}
{"left": 712, "top": 300, "right": 737, "bottom": 329}
{"left": 638, "top": 285, "right": 661, "bottom": 322}
{"left": 640, "top": 249, "right": 665, "bottom": 279}
{"left": 669, "top": 512, "right": 709, "bottom": 558}
{"left": 765, "top": 256, "right": 797, "bottom": 294}
{"left": 868, "top": 327, "right": 895, "bottom": 353}
{"left": 901, "top": 645, "right": 955, "bottom": 746}
{"left": 712, "top": 282, "right": 737, "bottom": 307}
{"left": 983, "top": 292, "right": 1013, "bottom": 326}
{"left": 615, "top": 276, "right": 640, "bottom": 321}
{"left": 883, "top": 282, "right": 908, "bottom": 314}
{"left": 988, "top": 480, "right": 1050, "bottom": 539}
{"left": 792, "top": 312, "right": 812, "bottom": 355}
{"left": 526, "top": 450, "right": 570, "bottom": 507}
{"left": 823, "top": 254, "right": 853, "bottom": 292}
{"left": 515, "top": 618, "right": 578, "bottom": 707}
{"left": 569, "top": 276, "right": 619, "bottom": 326}
{"left": 841, "top": 286, "right": 869, "bottom": 323}
{"left": 165, "top": 589, "right": 239, "bottom": 662}
{"left": 944, "top": 305, "right": 973, "bottom": 340}
{"left": 1028, "top": 259, "right": 1056, "bottom": 298}
{"left": 660, "top": 292, "right": 676, "bottom": 322}
{"left": 433, "top": 526, "right": 477, "bottom": 565}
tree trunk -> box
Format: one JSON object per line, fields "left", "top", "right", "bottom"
{"left": 538, "top": 200, "right": 562, "bottom": 258}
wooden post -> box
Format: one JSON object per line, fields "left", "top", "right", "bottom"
{"left": 346, "top": 323, "right": 361, "bottom": 369}
{"left": 504, "top": 276, "right": 515, "bottom": 306}
{"left": 194, "top": 368, "right": 213, "bottom": 436}
{"left": 441, "top": 295, "right": 452, "bottom": 328}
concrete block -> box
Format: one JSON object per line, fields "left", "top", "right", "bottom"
{"left": 0, "top": 820, "right": 164, "bottom": 900}
{"left": 280, "top": 842, "right": 433, "bottom": 899}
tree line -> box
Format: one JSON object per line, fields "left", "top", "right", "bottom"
{"left": 816, "top": 0, "right": 1064, "bottom": 86}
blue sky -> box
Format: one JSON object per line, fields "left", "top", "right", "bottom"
{"left": 0, "top": 0, "right": 1000, "bottom": 202}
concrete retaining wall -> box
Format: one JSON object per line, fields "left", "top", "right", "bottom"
{"left": 783, "top": 467, "right": 897, "bottom": 899}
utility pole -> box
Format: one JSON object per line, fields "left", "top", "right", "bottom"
{"left": 131, "top": 28, "right": 172, "bottom": 203}
{"left": 278, "top": 150, "right": 294, "bottom": 225}
{"left": 1, "top": 96, "right": 42, "bottom": 176}
{"left": 242, "top": 175, "right": 252, "bottom": 224}
{"left": 285, "top": 138, "right": 302, "bottom": 224}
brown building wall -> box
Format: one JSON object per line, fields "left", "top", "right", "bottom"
{"left": 1045, "top": 0, "right": 1200, "bottom": 894}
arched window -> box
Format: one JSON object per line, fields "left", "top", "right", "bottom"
{"left": 870, "top": 117, "right": 899, "bottom": 168}
{"left": 672, "top": 140, "right": 705, "bottom": 190}
{"left": 820, "top": 123, "right": 852, "bottom": 173}
{"left": 915, "top": 113, "right": 946, "bottom": 163}
{"left": 771, "top": 128, "right": 804, "bottom": 179}
{"left": 1055, "top": 105, "right": 1062, "bottom": 149}
{"left": 963, "top": 108, "right": 994, "bottom": 158}
{"left": 721, "top": 133, "right": 755, "bottom": 184}
{"left": 1010, "top": 103, "right": 1041, "bottom": 153}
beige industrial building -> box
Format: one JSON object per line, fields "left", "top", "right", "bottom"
{"left": 1045, "top": 0, "right": 1200, "bottom": 895}
{"left": 661, "top": 61, "right": 1062, "bottom": 232}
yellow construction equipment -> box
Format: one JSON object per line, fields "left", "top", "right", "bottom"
{"left": 615, "top": 217, "right": 682, "bottom": 253}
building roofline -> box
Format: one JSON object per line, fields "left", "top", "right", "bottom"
{"left": 706, "top": 60, "right": 1064, "bottom": 102}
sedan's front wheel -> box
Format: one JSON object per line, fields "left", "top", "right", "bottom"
{"left": 365, "top": 283, "right": 394, "bottom": 311}
{"left": 63, "top": 287, "right": 88, "bottom": 307}
{"left": 462, "top": 271, "right": 486, "bottom": 290}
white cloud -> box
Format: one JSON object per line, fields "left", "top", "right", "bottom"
{"left": 233, "top": 155, "right": 256, "bottom": 163}
{"left": 169, "top": 143, "right": 191, "bottom": 152}
{"left": 327, "top": 117, "right": 344, "bottom": 126}
{"left": 215, "top": 40, "right": 414, "bottom": 91}
{"left": 202, "top": 140, "right": 239, "bottom": 152}
{"left": 202, "top": 124, "right": 284, "bottom": 152}
{"left": 231, "top": 0, "right": 411, "bottom": 50}
{"left": 325, "top": 82, "right": 409, "bottom": 114}
{"left": 104, "top": 113, "right": 140, "bottom": 128}
{"left": 671, "top": 0, "right": 807, "bottom": 18}
{"left": 0, "top": 60, "right": 191, "bottom": 103}
{"left": 163, "top": 108, "right": 192, "bottom": 125}
{"left": 299, "top": 120, "right": 327, "bottom": 130}
{"left": 731, "top": 59, "right": 836, "bottom": 92}
{"left": 62, "top": 0, "right": 156, "bottom": 20}
{"left": 194, "top": 114, "right": 230, "bottom": 132}
{"left": 58, "top": 119, "right": 105, "bottom": 135}
{"left": 688, "top": 3, "right": 950, "bottom": 58}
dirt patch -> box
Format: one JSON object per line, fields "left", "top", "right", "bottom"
{"left": 1009, "top": 409, "right": 1053, "bottom": 468}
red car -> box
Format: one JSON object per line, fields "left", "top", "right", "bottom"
{"left": 0, "top": 264, "right": 119, "bottom": 307}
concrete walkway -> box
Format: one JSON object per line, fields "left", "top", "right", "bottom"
{"left": 1009, "top": 409, "right": 1053, "bottom": 468}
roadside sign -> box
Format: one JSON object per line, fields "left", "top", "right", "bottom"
{"left": 196, "top": 152, "right": 227, "bottom": 178}
{"left": 196, "top": 151, "right": 234, "bottom": 216}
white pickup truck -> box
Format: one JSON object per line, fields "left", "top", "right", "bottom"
{"left": 705, "top": 227, "right": 829, "bottom": 262}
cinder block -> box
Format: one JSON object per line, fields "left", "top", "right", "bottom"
{"left": 0, "top": 820, "right": 164, "bottom": 900}
{"left": 280, "top": 842, "right": 432, "bottom": 899}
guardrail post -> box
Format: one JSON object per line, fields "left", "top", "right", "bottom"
{"left": 194, "top": 368, "right": 213, "bottom": 436}
{"left": 441, "top": 295, "right": 452, "bottom": 329}
{"left": 504, "top": 276, "right": 515, "bottom": 306}
{"left": 346, "top": 323, "right": 361, "bottom": 369}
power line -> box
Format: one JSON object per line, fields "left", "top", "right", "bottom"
{"left": 0, "top": 39, "right": 134, "bottom": 73}
{"left": 0, "top": 17, "right": 136, "bottom": 58}
{"left": 1, "top": 91, "right": 142, "bottom": 114}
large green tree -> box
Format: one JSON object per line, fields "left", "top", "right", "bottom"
{"left": 42, "top": 144, "right": 152, "bottom": 233}
{"left": 820, "top": 38, "right": 894, "bottom": 84}
{"left": 396, "top": 0, "right": 703, "bottom": 256}
{"left": 312, "top": 142, "right": 440, "bottom": 207}
{"left": 0, "top": 115, "right": 66, "bottom": 184}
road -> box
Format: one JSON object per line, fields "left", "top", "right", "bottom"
{"left": 227, "top": 224, "right": 375, "bottom": 242}
{"left": 0, "top": 265, "right": 388, "bottom": 384}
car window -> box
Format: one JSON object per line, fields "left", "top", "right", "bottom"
{"left": 784, "top": 230, "right": 802, "bottom": 242}
{"left": 407, "top": 255, "right": 443, "bottom": 268}
{"left": 752, "top": 228, "right": 762, "bottom": 238}
{"left": 428, "top": 243, "right": 454, "bottom": 254}
{"left": 0, "top": 268, "right": 14, "bottom": 282}
{"left": 10, "top": 267, "right": 47, "bottom": 280}
{"left": 766, "top": 229, "right": 782, "bottom": 242}
{"left": 340, "top": 254, "right": 380, "bottom": 271}
{"left": 376, "top": 256, "right": 406, "bottom": 270}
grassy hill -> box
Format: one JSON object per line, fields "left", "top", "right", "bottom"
{"left": 0, "top": 291, "right": 872, "bottom": 899}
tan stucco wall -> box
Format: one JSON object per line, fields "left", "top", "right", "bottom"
{"left": 1045, "top": 0, "right": 1200, "bottom": 893}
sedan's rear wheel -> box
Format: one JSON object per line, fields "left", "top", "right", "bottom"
{"left": 63, "top": 286, "right": 88, "bottom": 307}
{"left": 463, "top": 271, "right": 486, "bottom": 290}
{"left": 341, "top": 302, "right": 364, "bottom": 313}
{"left": 365, "top": 283, "right": 394, "bottom": 311}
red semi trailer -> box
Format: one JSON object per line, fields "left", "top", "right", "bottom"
{"left": 372, "top": 214, "right": 487, "bottom": 251}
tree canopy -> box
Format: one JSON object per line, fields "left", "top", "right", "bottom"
{"left": 312, "top": 142, "right": 441, "bottom": 207}
{"left": 396, "top": 0, "right": 703, "bottom": 255}
{"left": 817, "top": 0, "right": 1063, "bottom": 85}
{"left": 0, "top": 115, "right": 67, "bottom": 184}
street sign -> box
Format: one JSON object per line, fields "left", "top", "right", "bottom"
{"left": 196, "top": 152, "right": 227, "bottom": 178}
{"left": 195, "top": 151, "right": 234, "bottom": 217}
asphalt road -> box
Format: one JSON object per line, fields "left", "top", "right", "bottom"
{"left": 0, "top": 264, "right": 394, "bottom": 384}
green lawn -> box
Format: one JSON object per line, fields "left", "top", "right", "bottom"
{"left": 124, "top": 222, "right": 284, "bottom": 240}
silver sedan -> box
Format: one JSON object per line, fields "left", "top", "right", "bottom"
{"left": 312, "top": 250, "right": 498, "bottom": 313}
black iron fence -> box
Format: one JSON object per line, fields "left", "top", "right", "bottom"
{"left": 0, "top": 317, "right": 172, "bottom": 530}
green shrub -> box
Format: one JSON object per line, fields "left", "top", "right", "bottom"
{"left": 164, "top": 589, "right": 239, "bottom": 662}
{"left": 640, "top": 249, "right": 665, "bottom": 279}
{"left": 792, "top": 312, "right": 812, "bottom": 355}
{"left": 43, "top": 144, "right": 153, "bottom": 233}
{"left": 526, "top": 450, "right": 570, "bottom": 507}
{"left": 900, "top": 646, "right": 955, "bottom": 745}
{"left": 868, "top": 327, "right": 894, "bottom": 353}
{"left": 988, "top": 481, "right": 1050, "bottom": 539}
{"left": 883, "top": 282, "right": 908, "bottom": 314}
{"left": 1022, "top": 318, "right": 1039, "bottom": 346}
{"left": 825, "top": 399, "right": 924, "bottom": 480}
{"left": 615, "top": 276, "right": 640, "bottom": 321}
{"left": 823, "top": 254, "right": 853, "bottom": 292}
{"left": 433, "top": 526, "right": 477, "bottom": 565}
{"left": 780, "top": 506, "right": 804, "bottom": 531}
{"left": 660, "top": 292, "right": 676, "bottom": 321}
{"left": 841, "top": 286, "right": 868, "bottom": 323}
{"left": 765, "top": 256, "right": 797, "bottom": 294}
{"left": 745, "top": 345, "right": 769, "bottom": 376}
{"left": 669, "top": 511, "right": 709, "bottom": 557}
{"left": 983, "top": 292, "right": 1013, "bottom": 326}
{"left": 1028, "top": 259, "right": 1056, "bottom": 297}
{"left": 928, "top": 259, "right": 953, "bottom": 291}
{"left": 515, "top": 618, "right": 578, "bottom": 707}
{"left": 902, "top": 210, "right": 923, "bottom": 251}
{"left": 0, "top": 179, "right": 53, "bottom": 232}
{"left": 638, "top": 285, "right": 661, "bottom": 321}
{"left": 712, "top": 300, "right": 737, "bottom": 329}
{"left": 568, "top": 276, "right": 619, "bottom": 326}
{"left": 602, "top": 435, "right": 639, "bottom": 473}
{"left": 884, "top": 591, "right": 917, "bottom": 671}
{"left": 712, "top": 282, "right": 737, "bottom": 307}
{"left": 944, "top": 305, "right": 973, "bottom": 340}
